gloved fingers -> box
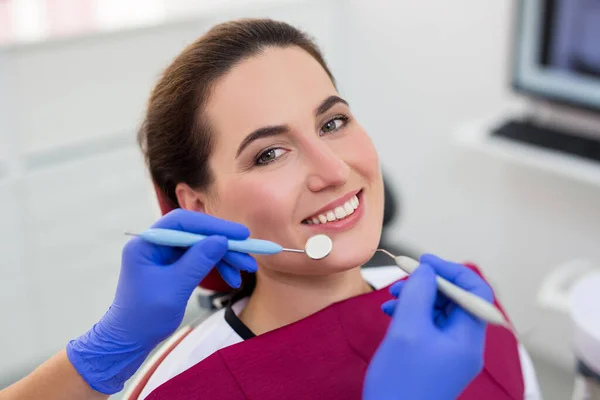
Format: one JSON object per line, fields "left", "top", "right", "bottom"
{"left": 419, "top": 258, "right": 490, "bottom": 340}
{"left": 389, "top": 264, "right": 438, "bottom": 331}
{"left": 123, "top": 237, "right": 152, "bottom": 262}
{"left": 222, "top": 251, "right": 258, "bottom": 273}
{"left": 174, "top": 236, "right": 229, "bottom": 282}
{"left": 381, "top": 299, "right": 397, "bottom": 317}
{"left": 420, "top": 254, "right": 494, "bottom": 303}
{"left": 155, "top": 246, "right": 186, "bottom": 266}
{"left": 152, "top": 209, "right": 251, "bottom": 240}
{"left": 389, "top": 280, "right": 404, "bottom": 297}
{"left": 122, "top": 236, "right": 181, "bottom": 268}
{"left": 434, "top": 305, "right": 451, "bottom": 326}
{"left": 215, "top": 260, "right": 242, "bottom": 289}
{"left": 385, "top": 302, "right": 448, "bottom": 324}
{"left": 389, "top": 279, "right": 450, "bottom": 312}
{"left": 444, "top": 301, "right": 488, "bottom": 343}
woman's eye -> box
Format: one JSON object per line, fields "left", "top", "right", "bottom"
{"left": 256, "top": 148, "right": 286, "bottom": 165}
{"left": 320, "top": 116, "right": 349, "bottom": 134}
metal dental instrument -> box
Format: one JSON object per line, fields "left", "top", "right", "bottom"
{"left": 376, "top": 249, "right": 510, "bottom": 327}
{"left": 125, "top": 229, "right": 333, "bottom": 260}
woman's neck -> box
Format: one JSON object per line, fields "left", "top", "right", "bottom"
{"left": 238, "top": 267, "right": 372, "bottom": 336}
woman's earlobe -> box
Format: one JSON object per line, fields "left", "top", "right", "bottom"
{"left": 175, "top": 183, "right": 206, "bottom": 212}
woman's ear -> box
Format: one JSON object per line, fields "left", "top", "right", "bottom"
{"left": 175, "top": 182, "right": 207, "bottom": 213}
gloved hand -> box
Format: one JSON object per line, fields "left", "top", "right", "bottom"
{"left": 66, "top": 209, "right": 257, "bottom": 394}
{"left": 363, "top": 254, "right": 494, "bottom": 400}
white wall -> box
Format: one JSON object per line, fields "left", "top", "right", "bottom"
{"left": 342, "top": 0, "right": 600, "bottom": 370}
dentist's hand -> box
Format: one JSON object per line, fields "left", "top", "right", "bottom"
{"left": 66, "top": 209, "right": 257, "bottom": 394}
{"left": 363, "top": 254, "right": 494, "bottom": 400}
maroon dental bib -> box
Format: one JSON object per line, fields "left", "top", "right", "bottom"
{"left": 147, "top": 265, "right": 524, "bottom": 400}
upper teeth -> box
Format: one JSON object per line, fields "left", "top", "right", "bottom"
{"left": 305, "top": 195, "right": 360, "bottom": 224}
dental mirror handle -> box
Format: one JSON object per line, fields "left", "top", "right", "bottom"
{"left": 128, "top": 228, "right": 284, "bottom": 255}
{"left": 395, "top": 256, "right": 510, "bottom": 327}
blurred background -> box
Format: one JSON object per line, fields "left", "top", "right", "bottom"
{"left": 1, "top": 0, "right": 600, "bottom": 398}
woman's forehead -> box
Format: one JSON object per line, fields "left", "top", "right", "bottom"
{"left": 205, "top": 46, "right": 338, "bottom": 144}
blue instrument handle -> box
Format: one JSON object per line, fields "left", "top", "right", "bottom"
{"left": 136, "top": 228, "right": 283, "bottom": 255}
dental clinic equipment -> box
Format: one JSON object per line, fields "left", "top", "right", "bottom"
{"left": 376, "top": 249, "right": 510, "bottom": 328}
{"left": 125, "top": 229, "right": 333, "bottom": 260}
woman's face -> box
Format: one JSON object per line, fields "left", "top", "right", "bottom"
{"left": 190, "top": 46, "right": 384, "bottom": 276}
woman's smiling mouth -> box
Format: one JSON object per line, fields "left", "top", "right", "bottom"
{"left": 301, "top": 190, "right": 364, "bottom": 232}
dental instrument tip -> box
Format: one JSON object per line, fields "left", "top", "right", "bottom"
{"left": 124, "top": 231, "right": 140, "bottom": 237}
{"left": 375, "top": 248, "right": 397, "bottom": 259}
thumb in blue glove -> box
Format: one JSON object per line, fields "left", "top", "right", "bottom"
{"left": 66, "top": 209, "right": 257, "bottom": 394}
{"left": 363, "top": 254, "right": 493, "bottom": 400}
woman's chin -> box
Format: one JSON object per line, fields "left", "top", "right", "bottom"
{"left": 317, "top": 246, "right": 376, "bottom": 273}
{"left": 256, "top": 232, "right": 381, "bottom": 276}
{"left": 324, "top": 230, "right": 381, "bottom": 270}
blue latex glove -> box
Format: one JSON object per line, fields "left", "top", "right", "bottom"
{"left": 363, "top": 254, "right": 494, "bottom": 400}
{"left": 66, "top": 209, "right": 257, "bottom": 394}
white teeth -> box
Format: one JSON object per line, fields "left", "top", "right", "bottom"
{"left": 326, "top": 211, "right": 336, "bottom": 221}
{"left": 344, "top": 202, "right": 354, "bottom": 214}
{"left": 304, "top": 193, "right": 361, "bottom": 225}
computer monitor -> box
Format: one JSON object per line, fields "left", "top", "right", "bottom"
{"left": 512, "top": 0, "right": 600, "bottom": 113}
{"left": 488, "top": 0, "right": 600, "bottom": 166}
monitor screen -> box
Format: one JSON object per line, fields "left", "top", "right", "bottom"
{"left": 513, "top": 0, "right": 600, "bottom": 111}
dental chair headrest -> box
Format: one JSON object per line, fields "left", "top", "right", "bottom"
{"left": 154, "top": 184, "right": 232, "bottom": 293}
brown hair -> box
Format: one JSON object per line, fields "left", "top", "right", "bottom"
{"left": 138, "top": 18, "right": 336, "bottom": 207}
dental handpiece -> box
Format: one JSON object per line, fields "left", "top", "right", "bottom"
{"left": 125, "top": 228, "right": 333, "bottom": 260}
{"left": 377, "top": 250, "right": 510, "bottom": 327}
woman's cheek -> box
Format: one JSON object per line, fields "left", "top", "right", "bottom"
{"left": 231, "top": 183, "right": 291, "bottom": 233}
{"left": 336, "top": 128, "right": 378, "bottom": 167}
{"left": 355, "top": 133, "right": 379, "bottom": 164}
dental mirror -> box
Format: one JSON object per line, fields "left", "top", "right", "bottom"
{"left": 282, "top": 233, "right": 332, "bottom": 259}
{"left": 304, "top": 234, "right": 333, "bottom": 260}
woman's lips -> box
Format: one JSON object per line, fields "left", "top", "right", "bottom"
{"left": 303, "top": 193, "right": 359, "bottom": 225}
{"left": 303, "top": 189, "right": 361, "bottom": 222}
{"left": 302, "top": 190, "right": 365, "bottom": 233}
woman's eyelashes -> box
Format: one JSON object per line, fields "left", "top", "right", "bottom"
{"left": 252, "top": 114, "right": 351, "bottom": 167}
{"left": 255, "top": 147, "right": 288, "bottom": 166}
{"left": 319, "top": 114, "right": 350, "bottom": 136}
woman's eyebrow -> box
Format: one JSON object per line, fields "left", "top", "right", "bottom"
{"left": 236, "top": 125, "right": 290, "bottom": 157}
{"left": 235, "top": 96, "right": 349, "bottom": 158}
{"left": 315, "top": 95, "right": 349, "bottom": 116}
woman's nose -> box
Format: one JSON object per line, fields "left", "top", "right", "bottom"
{"left": 305, "top": 145, "right": 350, "bottom": 192}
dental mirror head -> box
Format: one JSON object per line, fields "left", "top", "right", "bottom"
{"left": 304, "top": 234, "right": 333, "bottom": 260}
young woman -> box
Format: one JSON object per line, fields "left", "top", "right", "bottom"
{"left": 135, "top": 19, "right": 540, "bottom": 399}
{"left": 0, "top": 18, "right": 527, "bottom": 400}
